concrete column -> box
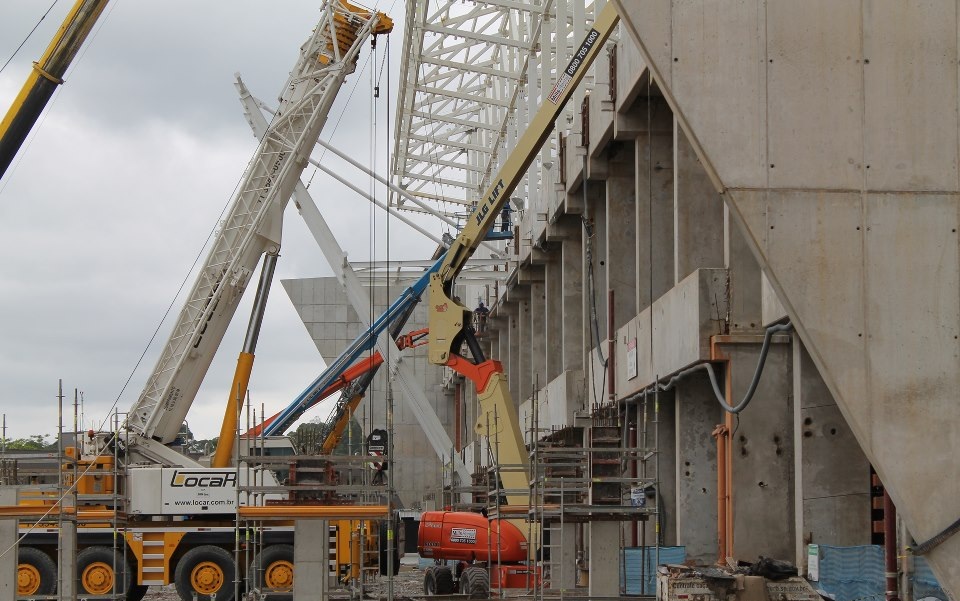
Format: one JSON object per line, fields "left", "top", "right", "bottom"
{"left": 584, "top": 185, "right": 608, "bottom": 351}
{"left": 0, "top": 488, "right": 16, "bottom": 601}
{"left": 723, "top": 339, "right": 794, "bottom": 561}
{"left": 588, "top": 522, "right": 620, "bottom": 596}
{"left": 634, "top": 391, "right": 677, "bottom": 547}
{"left": 545, "top": 255, "right": 563, "bottom": 383}
{"left": 725, "top": 205, "right": 763, "bottom": 331}
{"left": 635, "top": 97, "right": 674, "bottom": 310}
{"left": 793, "top": 338, "right": 871, "bottom": 568}
{"left": 294, "top": 520, "right": 329, "bottom": 600}
{"left": 516, "top": 288, "right": 532, "bottom": 402}
{"left": 58, "top": 495, "right": 76, "bottom": 600}
{"left": 561, "top": 237, "right": 584, "bottom": 373}
{"left": 674, "top": 119, "right": 724, "bottom": 284}
{"left": 551, "top": 522, "right": 578, "bottom": 590}
{"left": 675, "top": 371, "right": 721, "bottom": 564}
{"left": 508, "top": 305, "right": 521, "bottom": 404}
{"left": 530, "top": 281, "right": 547, "bottom": 391}
{"left": 604, "top": 141, "right": 638, "bottom": 328}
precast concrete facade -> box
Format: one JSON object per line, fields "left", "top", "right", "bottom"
{"left": 610, "top": 1, "right": 960, "bottom": 591}
{"left": 471, "top": 13, "right": 880, "bottom": 579}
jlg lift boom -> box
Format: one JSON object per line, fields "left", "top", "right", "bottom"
{"left": 418, "top": 4, "right": 620, "bottom": 596}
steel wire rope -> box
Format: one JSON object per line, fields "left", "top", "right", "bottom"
{"left": 0, "top": 0, "right": 118, "bottom": 195}
{"left": 0, "top": 0, "right": 60, "bottom": 75}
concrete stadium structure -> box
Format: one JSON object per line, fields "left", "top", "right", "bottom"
{"left": 292, "top": 1, "right": 960, "bottom": 596}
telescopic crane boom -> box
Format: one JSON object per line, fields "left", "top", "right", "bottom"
{"left": 121, "top": 1, "right": 392, "bottom": 467}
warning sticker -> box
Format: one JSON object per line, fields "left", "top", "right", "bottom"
{"left": 450, "top": 528, "right": 477, "bottom": 544}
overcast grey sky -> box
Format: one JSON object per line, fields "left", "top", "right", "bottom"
{"left": 0, "top": 0, "right": 439, "bottom": 441}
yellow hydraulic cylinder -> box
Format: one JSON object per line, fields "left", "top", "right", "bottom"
{"left": 212, "top": 352, "right": 255, "bottom": 468}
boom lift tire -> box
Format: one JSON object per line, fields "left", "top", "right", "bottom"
{"left": 76, "top": 546, "right": 131, "bottom": 599}
{"left": 459, "top": 566, "right": 490, "bottom": 598}
{"left": 423, "top": 566, "right": 437, "bottom": 594}
{"left": 17, "top": 546, "right": 56, "bottom": 596}
{"left": 435, "top": 566, "right": 455, "bottom": 594}
{"left": 175, "top": 545, "right": 236, "bottom": 601}
{"left": 247, "top": 544, "right": 295, "bottom": 600}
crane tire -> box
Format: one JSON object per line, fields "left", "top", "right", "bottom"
{"left": 460, "top": 566, "right": 490, "bottom": 598}
{"left": 127, "top": 584, "right": 149, "bottom": 601}
{"left": 17, "top": 546, "right": 56, "bottom": 597}
{"left": 247, "top": 544, "right": 294, "bottom": 600}
{"left": 174, "top": 545, "right": 236, "bottom": 601}
{"left": 435, "top": 566, "right": 455, "bottom": 594}
{"left": 77, "top": 546, "right": 131, "bottom": 599}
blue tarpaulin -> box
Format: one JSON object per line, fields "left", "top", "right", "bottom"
{"left": 620, "top": 546, "right": 686, "bottom": 595}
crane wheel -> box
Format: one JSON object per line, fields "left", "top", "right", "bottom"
{"left": 77, "top": 546, "right": 131, "bottom": 599}
{"left": 435, "top": 566, "right": 455, "bottom": 594}
{"left": 175, "top": 545, "right": 236, "bottom": 601}
{"left": 127, "top": 584, "right": 149, "bottom": 601}
{"left": 460, "top": 566, "right": 490, "bottom": 598}
{"left": 17, "top": 547, "right": 56, "bottom": 596}
{"left": 247, "top": 544, "right": 294, "bottom": 600}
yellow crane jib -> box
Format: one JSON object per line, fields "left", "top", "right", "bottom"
{"left": 427, "top": 3, "right": 620, "bottom": 367}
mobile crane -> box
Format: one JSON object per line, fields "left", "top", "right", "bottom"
{"left": 14, "top": 3, "right": 392, "bottom": 600}
{"left": 0, "top": 0, "right": 109, "bottom": 180}
{"left": 416, "top": 3, "right": 620, "bottom": 596}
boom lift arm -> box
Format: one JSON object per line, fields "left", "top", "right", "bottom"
{"left": 120, "top": 1, "right": 392, "bottom": 467}
{"left": 426, "top": 3, "right": 620, "bottom": 505}
{"left": 0, "top": 0, "right": 109, "bottom": 180}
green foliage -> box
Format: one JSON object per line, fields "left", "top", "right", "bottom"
{"left": 2, "top": 434, "right": 52, "bottom": 450}
{"left": 286, "top": 416, "right": 363, "bottom": 456}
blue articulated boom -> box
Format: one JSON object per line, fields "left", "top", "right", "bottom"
{"left": 261, "top": 254, "right": 445, "bottom": 437}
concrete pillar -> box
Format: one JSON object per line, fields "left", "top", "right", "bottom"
{"left": 723, "top": 339, "right": 794, "bottom": 561}
{"left": 725, "top": 205, "right": 763, "bottom": 331}
{"left": 588, "top": 522, "right": 620, "bottom": 596}
{"left": 605, "top": 141, "right": 638, "bottom": 328}
{"left": 294, "top": 520, "right": 329, "bottom": 600}
{"left": 58, "top": 495, "right": 77, "bottom": 600}
{"left": 0, "top": 488, "right": 16, "bottom": 601}
{"left": 635, "top": 97, "right": 674, "bottom": 310}
{"left": 508, "top": 305, "right": 521, "bottom": 404}
{"left": 561, "top": 237, "right": 584, "bottom": 373}
{"left": 545, "top": 255, "right": 563, "bottom": 383}
{"left": 530, "top": 281, "right": 547, "bottom": 391}
{"left": 674, "top": 119, "right": 724, "bottom": 284}
{"left": 675, "top": 371, "right": 721, "bottom": 564}
{"left": 793, "top": 338, "right": 871, "bottom": 567}
{"left": 516, "top": 288, "right": 532, "bottom": 402}
{"left": 584, "top": 185, "right": 608, "bottom": 351}
{"left": 633, "top": 390, "right": 677, "bottom": 547}
{"left": 551, "top": 522, "right": 578, "bottom": 590}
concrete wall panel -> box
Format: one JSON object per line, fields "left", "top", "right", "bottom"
{"left": 766, "top": 0, "right": 864, "bottom": 190}
{"left": 863, "top": 1, "right": 959, "bottom": 192}
{"left": 672, "top": 0, "right": 766, "bottom": 188}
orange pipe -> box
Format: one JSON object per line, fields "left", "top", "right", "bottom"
{"left": 237, "top": 504, "right": 388, "bottom": 519}
{"left": 712, "top": 424, "right": 729, "bottom": 563}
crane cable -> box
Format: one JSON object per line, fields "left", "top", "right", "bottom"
{"left": 0, "top": 1, "right": 60, "bottom": 75}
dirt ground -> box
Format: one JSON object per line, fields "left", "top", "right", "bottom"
{"left": 143, "top": 564, "right": 425, "bottom": 601}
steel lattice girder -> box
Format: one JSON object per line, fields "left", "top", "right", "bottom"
{"left": 393, "top": 1, "right": 605, "bottom": 218}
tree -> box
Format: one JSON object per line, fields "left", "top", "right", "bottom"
{"left": 3, "top": 434, "right": 52, "bottom": 450}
